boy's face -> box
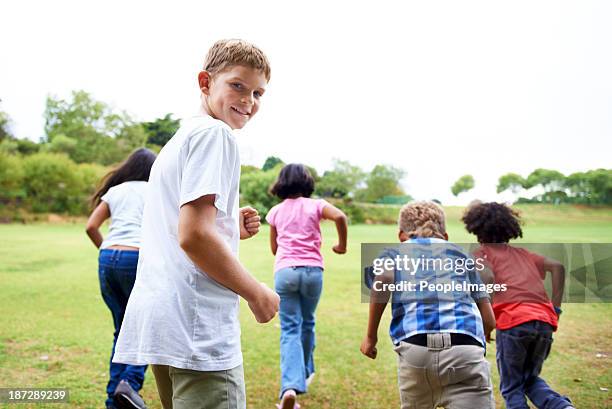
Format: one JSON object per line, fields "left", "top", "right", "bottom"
{"left": 199, "top": 65, "right": 268, "bottom": 130}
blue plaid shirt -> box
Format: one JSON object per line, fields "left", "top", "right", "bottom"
{"left": 379, "top": 238, "right": 489, "bottom": 347}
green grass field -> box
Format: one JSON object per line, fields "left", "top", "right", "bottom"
{"left": 1, "top": 205, "right": 611, "bottom": 408}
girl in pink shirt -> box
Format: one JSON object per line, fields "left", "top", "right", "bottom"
{"left": 266, "top": 164, "right": 348, "bottom": 409}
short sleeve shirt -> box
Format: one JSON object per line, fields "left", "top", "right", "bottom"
{"left": 266, "top": 197, "right": 328, "bottom": 272}
{"left": 113, "top": 115, "right": 242, "bottom": 371}
{"left": 100, "top": 181, "right": 148, "bottom": 249}
{"left": 473, "top": 244, "right": 558, "bottom": 331}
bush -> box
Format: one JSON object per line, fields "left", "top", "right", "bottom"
{"left": 328, "top": 199, "right": 400, "bottom": 224}
{"left": 22, "top": 153, "right": 85, "bottom": 214}
{"left": 240, "top": 167, "right": 281, "bottom": 219}
{"left": 0, "top": 152, "right": 25, "bottom": 205}
{"left": 76, "top": 162, "right": 109, "bottom": 213}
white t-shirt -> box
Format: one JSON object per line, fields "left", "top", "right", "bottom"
{"left": 100, "top": 181, "right": 148, "bottom": 249}
{"left": 113, "top": 115, "right": 242, "bottom": 371}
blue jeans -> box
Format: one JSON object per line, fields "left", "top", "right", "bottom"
{"left": 274, "top": 266, "right": 323, "bottom": 399}
{"left": 98, "top": 249, "right": 147, "bottom": 408}
{"left": 496, "top": 320, "right": 572, "bottom": 409}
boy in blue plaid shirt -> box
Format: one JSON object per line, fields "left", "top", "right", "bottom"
{"left": 360, "top": 201, "right": 496, "bottom": 409}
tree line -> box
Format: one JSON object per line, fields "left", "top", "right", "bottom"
{"left": 0, "top": 91, "right": 409, "bottom": 217}
{"left": 497, "top": 169, "right": 612, "bottom": 205}
{"left": 1, "top": 91, "right": 609, "bottom": 218}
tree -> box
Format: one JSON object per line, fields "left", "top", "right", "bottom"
{"left": 315, "top": 159, "right": 365, "bottom": 198}
{"left": 451, "top": 175, "right": 475, "bottom": 196}
{"left": 524, "top": 168, "right": 565, "bottom": 191}
{"left": 497, "top": 173, "right": 526, "bottom": 194}
{"left": 262, "top": 156, "right": 284, "bottom": 171}
{"left": 43, "top": 90, "right": 146, "bottom": 165}
{"left": 565, "top": 169, "right": 612, "bottom": 204}
{"left": 0, "top": 102, "right": 12, "bottom": 142}
{"left": 142, "top": 114, "right": 180, "bottom": 147}
{"left": 355, "top": 164, "right": 405, "bottom": 203}
{"left": 584, "top": 169, "right": 612, "bottom": 204}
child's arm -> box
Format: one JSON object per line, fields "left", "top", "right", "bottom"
{"left": 322, "top": 204, "right": 348, "bottom": 254}
{"left": 543, "top": 257, "right": 565, "bottom": 312}
{"left": 85, "top": 202, "right": 111, "bottom": 248}
{"left": 476, "top": 299, "right": 496, "bottom": 342}
{"left": 360, "top": 267, "right": 393, "bottom": 359}
{"left": 269, "top": 225, "right": 278, "bottom": 255}
{"left": 179, "top": 195, "right": 279, "bottom": 323}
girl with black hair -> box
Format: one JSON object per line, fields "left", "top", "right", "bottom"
{"left": 463, "top": 202, "right": 573, "bottom": 409}
{"left": 266, "top": 163, "right": 348, "bottom": 409}
{"left": 86, "top": 148, "right": 156, "bottom": 409}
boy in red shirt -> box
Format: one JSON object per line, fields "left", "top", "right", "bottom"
{"left": 463, "top": 202, "right": 574, "bottom": 409}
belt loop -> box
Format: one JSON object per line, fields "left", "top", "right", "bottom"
{"left": 442, "top": 333, "right": 451, "bottom": 349}
{"left": 427, "top": 333, "right": 452, "bottom": 350}
{"left": 427, "top": 333, "right": 442, "bottom": 350}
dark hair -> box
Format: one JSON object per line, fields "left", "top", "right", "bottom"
{"left": 270, "top": 163, "right": 315, "bottom": 199}
{"left": 462, "top": 202, "right": 523, "bottom": 243}
{"left": 90, "top": 148, "right": 157, "bottom": 208}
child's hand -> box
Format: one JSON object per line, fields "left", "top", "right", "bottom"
{"left": 360, "top": 336, "right": 378, "bottom": 359}
{"left": 239, "top": 206, "right": 261, "bottom": 239}
{"left": 332, "top": 244, "right": 347, "bottom": 254}
{"left": 248, "top": 282, "right": 280, "bottom": 323}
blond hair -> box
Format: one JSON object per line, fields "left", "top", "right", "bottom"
{"left": 398, "top": 201, "right": 446, "bottom": 239}
{"left": 203, "top": 39, "right": 271, "bottom": 81}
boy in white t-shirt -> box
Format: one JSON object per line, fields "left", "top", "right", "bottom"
{"left": 112, "top": 39, "right": 279, "bottom": 409}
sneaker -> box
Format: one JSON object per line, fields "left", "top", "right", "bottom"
{"left": 306, "top": 373, "right": 315, "bottom": 387}
{"left": 276, "top": 389, "right": 299, "bottom": 409}
{"left": 113, "top": 380, "right": 147, "bottom": 409}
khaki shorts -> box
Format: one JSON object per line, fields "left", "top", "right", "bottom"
{"left": 394, "top": 334, "right": 494, "bottom": 409}
{"left": 151, "top": 364, "right": 246, "bottom": 409}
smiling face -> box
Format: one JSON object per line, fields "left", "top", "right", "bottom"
{"left": 199, "top": 65, "right": 268, "bottom": 130}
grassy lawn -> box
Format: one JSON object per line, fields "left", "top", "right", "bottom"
{"left": 1, "top": 205, "right": 611, "bottom": 408}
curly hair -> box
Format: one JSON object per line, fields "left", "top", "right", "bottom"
{"left": 462, "top": 202, "right": 523, "bottom": 243}
{"left": 398, "top": 201, "right": 446, "bottom": 239}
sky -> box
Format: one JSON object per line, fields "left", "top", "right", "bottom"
{"left": 1, "top": 0, "right": 610, "bottom": 205}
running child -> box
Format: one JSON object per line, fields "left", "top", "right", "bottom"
{"left": 266, "top": 163, "right": 348, "bottom": 409}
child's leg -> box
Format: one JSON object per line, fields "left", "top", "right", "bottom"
{"left": 496, "top": 323, "right": 535, "bottom": 409}
{"left": 275, "top": 267, "right": 307, "bottom": 398}
{"left": 298, "top": 267, "right": 323, "bottom": 382}
{"left": 523, "top": 321, "right": 573, "bottom": 409}
{"left": 393, "top": 342, "right": 437, "bottom": 409}
{"left": 169, "top": 365, "right": 246, "bottom": 409}
{"left": 98, "top": 250, "right": 128, "bottom": 408}
{"left": 150, "top": 365, "right": 173, "bottom": 409}
{"left": 438, "top": 345, "right": 494, "bottom": 409}
{"left": 113, "top": 250, "right": 147, "bottom": 392}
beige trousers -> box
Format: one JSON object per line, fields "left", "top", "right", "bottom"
{"left": 394, "top": 334, "right": 494, "bottom": 409}
{"left": 151, "top": 364, "right": 246, "bottom": 409}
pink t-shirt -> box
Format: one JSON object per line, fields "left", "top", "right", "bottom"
{"left": 266, "top": 197, "right": 328, "bottom": 272}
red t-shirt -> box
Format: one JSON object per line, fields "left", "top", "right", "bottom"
{"left": 474, "top": 244, "right": 558, "bottom": 331}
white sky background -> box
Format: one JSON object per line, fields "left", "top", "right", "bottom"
{"left": 1, "top": 0, "right": 610, "bottom": 205}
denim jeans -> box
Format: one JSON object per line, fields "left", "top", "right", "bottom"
{"left": 99, "top": 249, "right": 147, "bottom": 408}
{"left": 274, "top": 266, "right": 323, "bottom": 399}
{"left": 496, "top": 320, "right": 572, "bottom": 409}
